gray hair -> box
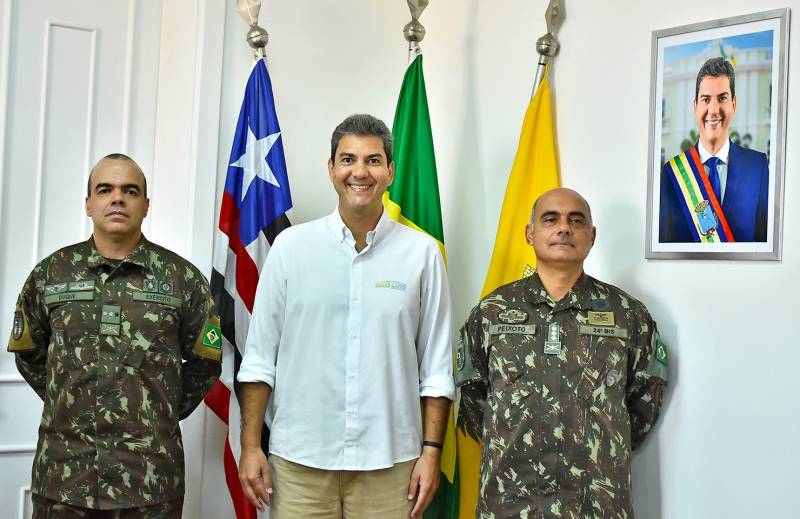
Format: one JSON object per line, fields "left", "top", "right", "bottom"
{"left": 529, "top": 189, "right": 593, "bottom": 225}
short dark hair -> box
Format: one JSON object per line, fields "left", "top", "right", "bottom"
{"left": 695, "top": 57, "right": 736, "bottom": 101}
{"left": 330, "top": 114, "right": 393, "bottom": 164}
{"left": 87, "top": 153, "right": 147, "bottom": 198}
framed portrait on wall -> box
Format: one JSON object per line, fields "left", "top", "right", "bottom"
{"left": 645, "top": 8, "right": 789, "bottom": 260}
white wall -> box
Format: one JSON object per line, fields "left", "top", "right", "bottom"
{"left": 206, "top": 1, "right": 799, "bottom": 517}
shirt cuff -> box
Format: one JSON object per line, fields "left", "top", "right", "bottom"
{"left": 236, "top": 357, "right": 276, "bottom": 388}
{"left": 420, "top": 373, "right": 455, "bottom": 401}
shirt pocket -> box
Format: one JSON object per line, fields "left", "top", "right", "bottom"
{"left": 122, "top": 302, "right": 181, "bottom": 369}
{"left": 576, "top": 336, "right": 627, "bottom": 401}
{"left": 487, "top": 328, "right": 537, "bottom": 386}
{"left": 45, "top": 300, "right": 98, "bottom": 373}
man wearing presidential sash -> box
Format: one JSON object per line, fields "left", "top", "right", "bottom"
{"left": 456, "top": 188, "right": 668, "bottom": 518}
{"left": 659, "top": 57, "right": 769, "bottom": 243}
{"left": 7, "top": 154, "right": 221, "bottom": 518}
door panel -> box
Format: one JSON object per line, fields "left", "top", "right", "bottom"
{"left": 0, "top": 1, "right": 163, "bottom": 515}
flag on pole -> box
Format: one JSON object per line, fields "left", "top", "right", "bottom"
{"left": 384, "top": 48, "right": 458, "bottom": 519}
{"left": 205, "top": 58, "right": 292, "bottom": 519}
{"left": 456, "top": 67, "right": 560, "bottom": 517}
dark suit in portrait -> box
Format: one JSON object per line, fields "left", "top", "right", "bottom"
{"left": 659, "top": 140, "right": 768, "bottom": 243}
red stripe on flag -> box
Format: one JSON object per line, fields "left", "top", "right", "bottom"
{"left": 218, "top": 192, "right": 260, "bottom": 312}
{"left": 688, "top": 147, "right": 736, "bottom": 241}
{"left": 205, "top": 378, "right": 257, "bottom": 519}
{"left": 204, "top": 380, "right": 230, "bottom": 424}
{"left": 224, "top": 431, "right": 257, "bottom": 519}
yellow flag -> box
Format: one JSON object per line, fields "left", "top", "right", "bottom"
{"left": 456, "top": 69, "right": 560, "bottom": 517}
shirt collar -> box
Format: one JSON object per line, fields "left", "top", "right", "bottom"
{"left": 85, "top": 235, "right": 152, "bottom": 271}
{"left": 326, "top": 206, "right": 394, "bottom": 248}
{"left": 527, "top": 270, "right": 594, "bottom": 311}
{"left": 697, "top": 139, "right": 731, "bottom": 164}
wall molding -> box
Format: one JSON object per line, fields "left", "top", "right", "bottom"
{"left": 17, "top": 486, "right": 31, "bottom": 519}
{"left": 0, "top": 444, "right": 36, "bottom": 454}
{"left": 0, "top": 0, "right": 13, "bottom": 241}
{"left": 32, "top": 20, "right": 97, "bottom": 262}
{"left": 0, "top": 373, "right": 24, "bottom": 384}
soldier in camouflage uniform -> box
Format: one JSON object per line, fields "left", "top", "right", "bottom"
{"left": 456, "top": 188, "right": 668, "bottom": 519}
{"left": 7, "top": 154, "right": 222, "bottom": 518}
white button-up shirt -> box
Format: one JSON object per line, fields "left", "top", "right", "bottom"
{"left": 238, "top": 208, "right": 454, "bottom": 470}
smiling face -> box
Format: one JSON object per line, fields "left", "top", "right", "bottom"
{"left": 694, "top": 75, "right": 737, "bottom": 154}
{"left": 85, "top": 158, "right": 149, "bottom": 242}
{"left": 328, "top": 133, "right": 394, "bottom": 221}
{"left": 526, "top": 188, "right": 596, "bottom": 270}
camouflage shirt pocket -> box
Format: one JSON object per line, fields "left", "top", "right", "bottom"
{"left": 137, "top": 303, "right": 180, "bottom": 347}
{"left": 488, "top": 331, "right": 536, "bottom": 386}
{"left": 46, "top": 301, "right": 98, "bottom": 373}
{"left": 576, "top": 336, "right": 627, "bottom": 401}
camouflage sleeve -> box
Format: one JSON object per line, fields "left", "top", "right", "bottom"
{"left": 626, "top": 307, "right": 669, "bottom": 450}
{"left": 8, "top": 264, "right": 51, "bottom": 400}
{"left": 456, "top": 304, "right": 489, "bottom": 442}
{"left": 178, "top": 267, "right": 222, "bottom": 419}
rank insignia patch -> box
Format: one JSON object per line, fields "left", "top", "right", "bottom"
{"left": 12, "top": 311, "right": 24, "bottom": 340}
{"left": 498, "top": 309, "right": 528, "bottom": 324}
{"left": 587, "top": 311, "right": 615, "bottom": 326}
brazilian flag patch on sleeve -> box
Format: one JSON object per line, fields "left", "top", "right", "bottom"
{"left": 646, "top": 331, "right": 669, "bottom": 382}
{"left": 655, "top": 337, "right": 669, "bottom": 366}
{"left": 194, "top": 318, "right": 222, "bottom": 362}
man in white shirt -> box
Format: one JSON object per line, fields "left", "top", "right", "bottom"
{"left": 237, "top": 114, "right": 454, "bottom": 519}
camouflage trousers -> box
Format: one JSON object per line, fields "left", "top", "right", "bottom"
{"left": 31, "top": 495, "right": 183, "bottom": 519}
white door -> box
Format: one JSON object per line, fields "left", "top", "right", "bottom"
{"left": 0, "top": 1, "right": 163, "bottom": 516}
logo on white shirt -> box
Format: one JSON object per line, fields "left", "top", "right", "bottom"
{"left": 374, "top": 280, "right": 407, "bottom": 291}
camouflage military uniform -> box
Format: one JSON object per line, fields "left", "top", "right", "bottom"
{"left": 456, "top": 272, "right": 668, "bottom": 519}
{"left": 7, "top": 237, "right": 222, "bottom": 511}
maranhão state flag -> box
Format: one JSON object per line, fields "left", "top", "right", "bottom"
{"left": 204, "top": 58, "right": 292, "bottom": 519}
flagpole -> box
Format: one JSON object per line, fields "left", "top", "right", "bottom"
{"left": 246, "top": 23, "right": 268, "bottom": 59}
{"left": 403, "top": 3, "right": 425, "bottom": 62}
{"left": 531, "top": 0, "right": 565, "bottom": 97}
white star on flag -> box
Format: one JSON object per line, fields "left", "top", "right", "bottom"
{"left": 230, "top": 125, "right": 282, "bottom": 200}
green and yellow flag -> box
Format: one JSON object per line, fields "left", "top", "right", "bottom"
{"left": 384, "top": 50, "right": 458, "bottom": 519}
{"left": 456, "top": 68, "right": 561, "bottom": 517}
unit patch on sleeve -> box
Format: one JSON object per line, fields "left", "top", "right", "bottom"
{"left": 8, "top": 310, "right": 35, "bottom": 352}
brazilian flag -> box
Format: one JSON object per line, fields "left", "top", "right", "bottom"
{"left": 384, "top": 51, "right": 457, "bottom": 518}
